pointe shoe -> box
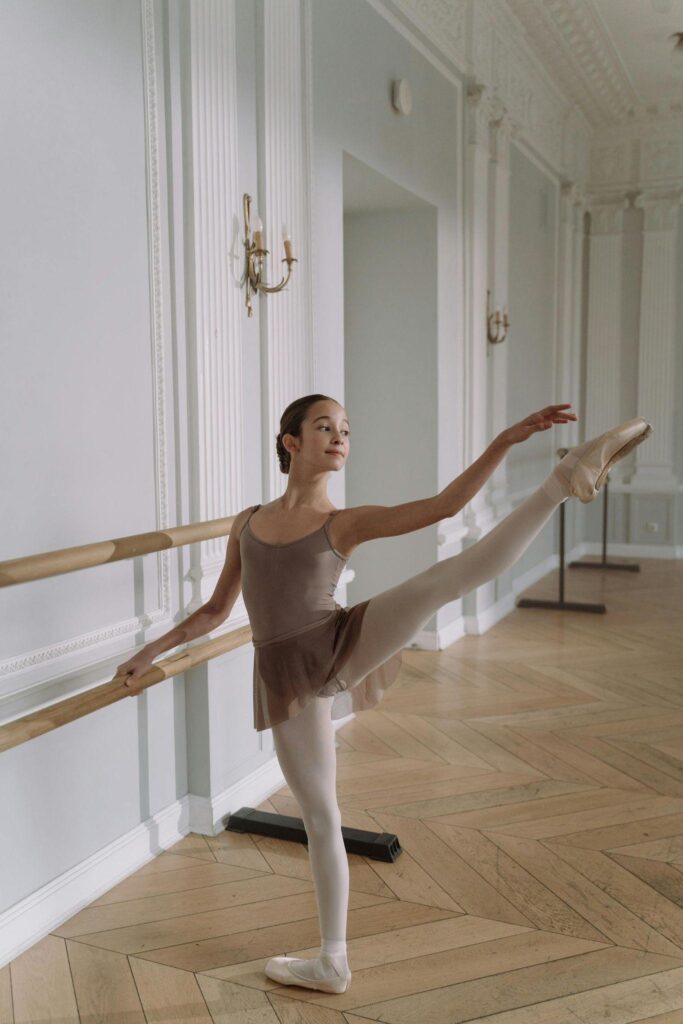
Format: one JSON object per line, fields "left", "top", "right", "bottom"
{"left": 264, "top": 954, "right": 352, "bottom": 994}
{"left": 569, "top": 416, "right": 653, "bottom": 503}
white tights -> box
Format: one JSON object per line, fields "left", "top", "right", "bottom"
{"left": 270, "top": 450, "right": 581, "bottom": 980}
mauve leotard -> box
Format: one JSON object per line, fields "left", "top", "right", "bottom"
{"left": 239, "top": 504, "right": 402, "bottom": 731}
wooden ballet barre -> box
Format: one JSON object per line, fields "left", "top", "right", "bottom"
{"left": 0, "top": 624, "right": 253, "bottom": 754}
{"left": 0, "top": 515, "right": 237, "bottom": 587}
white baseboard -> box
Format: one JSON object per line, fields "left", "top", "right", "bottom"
{"left": 582, "top": 541, "right": 683, "bottom": 559}
{"left": 0, "top": 752, "right": 297, "bottom": 970}
{"left": 0, "top": 796, "right": 189, "bottom": 969}
{"left": 462, "top": 546, "right": 584, "bottom": 636}
{"left": 408, "top": 612, "right": 466, "bottom": 651}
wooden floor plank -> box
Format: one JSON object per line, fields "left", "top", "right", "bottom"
{"left": 6, "top": 556, "right": 682, "bottom": 1021}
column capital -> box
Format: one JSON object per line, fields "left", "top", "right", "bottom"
{"left": 635, "top": 189, "right": 682, "bottom": 231}
{"left": 560, "top": 182, "right": 584, "bottom": 222}
{"left": 489, "top": 110, "right": 516, "bottom": 168}
{"left": 466, "top": 83, "right": 498, "bottom": 150}
{"left": 587, "top": 195, "right": 629, "bottom": 235}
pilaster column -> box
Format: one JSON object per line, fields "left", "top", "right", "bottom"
{"left": 261, "top": 0, "right": 312, "bottom": 498}
{"left": 569, "top": 195, "right": 586, "bottom": 450}
{"left": 631, "top": 191, "right": 681, "bottom": 489}
{"left": 183, "top": 0, "right": 251, "bottom": 803}
{"left": 187, "top": 0, "right": 244, "bottom": 604}
{"left": 584, "top": 196, "right": 628, "bottom": 445}
{"left": 463, "top": 84, "right": 496, "bottom": 532}
{"left": 556, "top": 183, "right": 582, "bottom": 447}
{"left": 487, "top": 110, "right": 514, "bottom": 516}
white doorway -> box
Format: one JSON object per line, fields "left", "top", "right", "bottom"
{"left": 342, "top": 152, "right": 439, "bottom": 622}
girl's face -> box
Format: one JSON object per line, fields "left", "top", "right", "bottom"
{"left": 292, "top": 402, "right": 350, "bottom": 470}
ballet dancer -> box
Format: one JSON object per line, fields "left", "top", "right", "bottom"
{"left": 117, "top": 393, "right": 652, "bottom": 995}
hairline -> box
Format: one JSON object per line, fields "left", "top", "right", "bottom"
{"left": 312, "top": 414, "right": 350, "bottom": 427}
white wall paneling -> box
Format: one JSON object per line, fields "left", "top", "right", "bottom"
{"left": 0, "top": 0, "right": 173, "bottom": 712}
{"left": 583, "top": 196, "right": 628, "bottom": 444}
{"left": 486, "top": 109, "right": 513, "bottom": 519}
{"left": 632, "top": 191, "right": 681, "bottom": 491}
{"left": 556, "top": 183, "right": 583, "bottom": 440}
{"left": 463, "top": 84, "right": 495, "bottom": 538}
{"left": 260, "top": 0, "right": 313, "bottom": 500}
{"left": 390, "top": 0, "right": 592, "bottom": 185}
{"left": 186, "top": 0, "right": 244, "bottom": 606}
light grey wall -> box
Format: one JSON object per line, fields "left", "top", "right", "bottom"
{"left": 494, "top": 143, "right": 560, "bottom": 599}
{"left": 0, "top": 0, "right": 264, "bottom": 916}
{"left": 0, "top": 0, "right": 190, "bottom": 911}
{"left": 343, "top": 203, "right": 438, "bottom": 622}
{"left": 309, "top": 0, "right": 463, "bottom": 636}
{"left": 309, "top": 0, "right": 462, "bottom": 493}
{"left": 582, "top": 203, "right": 683, "bottom": 549}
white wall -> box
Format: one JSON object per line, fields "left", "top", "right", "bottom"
{"left": 0, "top": 0, "right": 192, "bottom": 912}
{"left": 490, "top": 143, "right": 562, "bottom": 603}
{"left": 2, "top": 0, "right": 680, "bottom": 970}
{"left": 344, "top": 201, "right": 438, "bottom": 621}
{"left": 309, "top": 0, "right": 464, "bottom": 641}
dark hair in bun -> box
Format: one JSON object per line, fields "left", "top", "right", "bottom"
{"left": 276, "top": 394, "right": 339, "bottom": 474}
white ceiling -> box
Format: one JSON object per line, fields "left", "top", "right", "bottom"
{"left": 506, "top": 0, "right": 683, "bottom": 123}
{"left": 594, "top": 0, "right": 683, "bottom": 108}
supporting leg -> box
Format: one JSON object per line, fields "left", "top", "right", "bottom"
{"left": 269, "top": 695, "right": 351, "bottom": 986}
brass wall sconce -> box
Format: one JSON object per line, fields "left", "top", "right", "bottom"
{"left": 242, "top": 192, "right": 297, "bottom": 318}
{"left": 487, "top": 289, "right": 509, "bottom": 344}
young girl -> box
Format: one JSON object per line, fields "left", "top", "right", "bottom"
{"left": 118, "top": 393, "right": 651, "bottom": 994}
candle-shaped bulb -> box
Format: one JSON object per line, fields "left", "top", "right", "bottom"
{"left": 253, "top": 212, "right": 264, "bottom": 251}
{"left": 283, "top": 224, "right": 294, "bottom": 262}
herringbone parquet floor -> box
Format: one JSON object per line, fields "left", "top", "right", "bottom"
{"left": 4, "top": 558, "right": 683, "bottom": 1022}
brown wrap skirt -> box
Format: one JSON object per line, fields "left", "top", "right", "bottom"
{"left": 252, "top": 599, "right": 403, "bottom": 731}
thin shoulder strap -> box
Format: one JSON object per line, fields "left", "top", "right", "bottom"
{"left": 238, "top": 503, "right": 261, "bottom": 542}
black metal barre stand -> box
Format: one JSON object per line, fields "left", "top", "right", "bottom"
{"left": 226, "top": 807, "right": 403, "bottom": 862}
{"left": 517, "top": 447, "right": 606, "bottom": 614}
{"left": 569, "top": 476, "right": 640, "bottom": 572}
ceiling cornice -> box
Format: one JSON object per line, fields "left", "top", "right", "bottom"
{"left": 503, "top": 0, "right": 641, "bottom": 126}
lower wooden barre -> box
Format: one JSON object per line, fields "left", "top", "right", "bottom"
{"left": 0, "top": 625, "right": 253, "bottom": 754}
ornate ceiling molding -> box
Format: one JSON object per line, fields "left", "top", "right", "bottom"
{"left": 390, "top": 0, "right": 592, "bottom": 183}
{"left": 504, "top": 0, "right": 640, "bottom": 126}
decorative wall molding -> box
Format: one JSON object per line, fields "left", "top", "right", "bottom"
{"left": 262, "top": 0, "right": 314, "bottom": 499}
{"left": 632, "top": 191, "right": 680, "bottom": 489}
{"left": 584, "top": 198, "right": 626, "bottom": 439}
{"left": 636, "top": 189, "right": 683, "bottom": 231}
{"left": 186, "top": 0, "right": 245, "bottom": 605}
{"left": 586, "top": 195, "right": 628, "bottom": 235}
{"left": 388, "top": 0, "right": 592, "bottom": 184}
{"left": 504, "top": 0, "right": 639, "bottom": 127}
{"left": 589, "top": 118, "right": 683, "bottom": 192}
{"left": 462, "top": 82, "right": 494, "bottom": 541}
{"left": 1, "top": 0, "right": 172, "bottom": 688}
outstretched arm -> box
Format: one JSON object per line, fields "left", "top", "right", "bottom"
{"left": 338, "top": 404, "right": 576, "bottom": 548}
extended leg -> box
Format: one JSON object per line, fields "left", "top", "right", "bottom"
{"left": 268, "top": 694, "right": 351, "bottom": 987}
{"left": 340, "top": 460, "right": 574, "bottom": 687}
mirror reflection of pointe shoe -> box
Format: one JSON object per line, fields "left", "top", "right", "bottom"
{"left": 264, "top": 955, "right": 352, "bottom": 994}
{"left": 569, "top": 416, "right": 653, "bottom": 503}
